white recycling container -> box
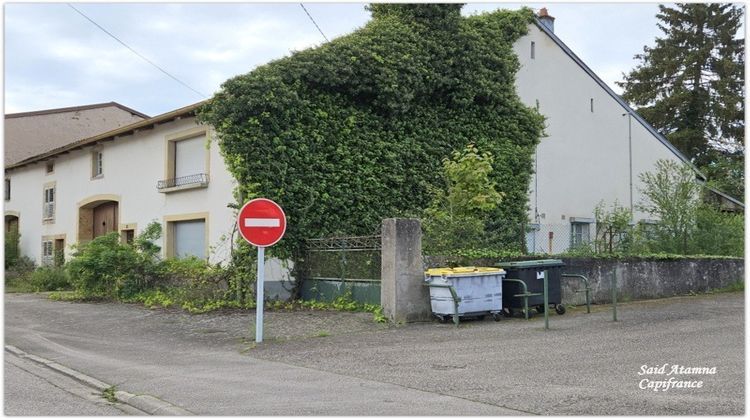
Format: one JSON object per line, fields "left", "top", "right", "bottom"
{"left": 424, "top": 267, "right": 505, "bottom": 323}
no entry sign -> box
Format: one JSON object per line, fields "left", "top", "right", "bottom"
{"left": 237, "top": 198, "right": 287, "bottom": 247}
{"left": 237, "top": 197, "right": 286, "bottom": 344}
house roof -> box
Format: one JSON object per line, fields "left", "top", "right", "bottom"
{"left": 5, "top": 102, "right": 151, "bottom": 166}
{"left": 705, "top": 185, "right": 745, "bottom": 208}
{"left": 6, "top": 101, "right": 206, "bottom": 171}
{"left": 5, "top": 102, "right": 150, "bottom": 120}
{"left": 531, "top": 17, "right": 707, "bottom": 181}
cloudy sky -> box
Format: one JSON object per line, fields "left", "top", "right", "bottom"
{"left": 4, "top": 2, "right": 667, "bottom": 117}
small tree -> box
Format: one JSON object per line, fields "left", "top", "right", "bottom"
{"left": 593, "top": 200, "right": 632, "bottom": 254}
{"left": 422, "top": 144, "right": 504, "bottom": 254}
{"left": 637, "top": 159, "right": 701, "bottom": 254}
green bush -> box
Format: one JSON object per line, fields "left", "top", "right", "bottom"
{"left": 29, "top": 267, "right": 70, "bottom": 292}
{"left": 690, "top": 205, "right": 744, "bottom": 257}
{"left": 5, "top": 229, "right": 20, "bottom": 269}
{"left": 5, "top": 256, "right": 36, "bottom": 292}
{"left": 199, "top": 4, "right": 544, "bottom": 261}
{"left": 66, "top": 221, "right": 164, "bottom": 299}
{"left": 66, "top": 233, "right": 139, "bottom": 298}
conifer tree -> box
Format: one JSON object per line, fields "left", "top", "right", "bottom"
{"left": 618, "top": 3, "right": 744, "bottom": 198}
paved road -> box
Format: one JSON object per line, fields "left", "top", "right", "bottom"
{"left": 5, "top": 352, "right": 125, "bottom": 416}
{"left": 4, "top": 292, "right": 744, "bottom": 415}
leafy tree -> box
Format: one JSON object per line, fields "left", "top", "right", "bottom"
{"left": 617, "top": 4, "right": 744, "bottom": 185}
{"left": 593, "top": 200, "right": 633, "bottom": 254}
{"left": 637, "top": 159, "right": 701, "bottom": 254}
{"left": 700, "top": 148, "right": 744, "bottom": 200}
{"left": 422, "top": 144, "right": 504, "bottom": 254}
{"left": 199, "top": 4, "right": 544, "bottom": 260}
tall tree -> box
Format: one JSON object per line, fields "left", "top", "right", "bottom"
{"left": 617, "top": 4, "right": 744, "bottom": 183}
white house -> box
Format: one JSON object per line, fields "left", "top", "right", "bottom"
{"left": 515, "top": 9, "right": 742, "bottom": 253}
{"left": 5, "top": 102, "right": 238, "bottom": 266}
{"left": 5, "top": 8, "right": 742, "bottom": 268}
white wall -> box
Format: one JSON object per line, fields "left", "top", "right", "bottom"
{"left": 513, "top": 24, "right": 686, "bottom": 252}
{"left": 5, "top": 117, "right": 237, "bottom": 266}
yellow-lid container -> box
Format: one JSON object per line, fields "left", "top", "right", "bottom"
{"left": 425, "top": 266, "right": 505, "bottom": 276}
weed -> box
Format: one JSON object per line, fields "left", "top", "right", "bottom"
{"left": 102, "top": 386, "right": 117, "bottom": 403}
{"left": 315, "top": 330, "right": 330, "bottom": 337}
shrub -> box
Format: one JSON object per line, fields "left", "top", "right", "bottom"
{"left": 690, "top": 205, "right": 744, "bottom": 257}
{"left": 5, "top": 229, "right": 20, "bottom": 269}
{"left": 29, "top": 267, "right": 70, "bottom": 291}
{"left": 66, "top": 233, "right": 139, "bottom": 298}
{"left": 66, "top": 222, "right": 164, "bottom": 299}
{"left": 5, "top": 256, "right": 36, "bottom": 292}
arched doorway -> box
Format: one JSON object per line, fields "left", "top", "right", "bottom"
{"left": 77, "top": 195, "right": 120, "bottom": 242}
{"left": 5, "top": 213, "right": 19, "bottom": 234}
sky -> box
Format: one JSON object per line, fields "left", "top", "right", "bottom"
{"left": 3, "top": 2, "right": 669, "bottom": 117}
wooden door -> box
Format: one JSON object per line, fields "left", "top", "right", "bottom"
{"left": 93, "top": 202, "right": 118, "bottom": 238}
{"left": 5, "top": 216, "right": 18, "bottom": 233}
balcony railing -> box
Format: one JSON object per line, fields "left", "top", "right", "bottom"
{"left": 157, "top": 173, "right": 210, "bottom": 191}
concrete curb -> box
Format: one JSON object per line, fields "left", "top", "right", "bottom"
{"left": 5, "top": 345, "right": 193, "bottom": 416}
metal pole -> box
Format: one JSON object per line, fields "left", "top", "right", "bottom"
{"left": 256, "top": 246, "right": 265, "bottom": 342}
{"left": 544, "top": 270, "right": 549, "bottom": 330}
{"left": 612, "top": 269, "right": 618, "bottom": 322}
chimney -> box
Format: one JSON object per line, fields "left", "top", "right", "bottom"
{"left": 538, "top": 7, "right": 555, "bottom": 33}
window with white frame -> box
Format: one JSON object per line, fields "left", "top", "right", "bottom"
{"left": 43, "top": 186, "right": 55, "bottom": 220}
{"left": 42, "top": 240, "right": 54, "bottom": 266}
{"left": 92, "top": 151, "right": 103, "bottom": 178}
{"left": 570, "top": 222, "right": 591, "bottom": 247}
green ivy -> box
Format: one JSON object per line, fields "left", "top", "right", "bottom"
{"left": 199, "top": 4, "right": 544, "bottom": 259}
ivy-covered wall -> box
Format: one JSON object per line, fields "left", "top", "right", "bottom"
{"left": 199, "top": 4, "right": 545, "bottom": 258}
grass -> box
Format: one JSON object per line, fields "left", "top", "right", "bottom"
{"left": 708, "top": 281, "right": 744, "bottom": 294}
{"left": 102, "top": 386, "right": 117, "bottom": 403}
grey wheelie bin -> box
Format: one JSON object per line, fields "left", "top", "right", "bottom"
{"left": 424, "top": 267, "right": 506, "bottom": 324}
{"left": 496, "top": 259, "right": 566, "bottom": 316}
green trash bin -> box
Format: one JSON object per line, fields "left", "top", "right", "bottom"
{"left": 496, "top": 259, "right": 566, "bottom": 315}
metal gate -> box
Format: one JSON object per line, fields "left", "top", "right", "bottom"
{"left": 300, "top": 234, "right": 381, "bottom": 305}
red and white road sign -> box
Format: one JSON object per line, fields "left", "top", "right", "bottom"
{"left": 237, "top": 198, "right": 287, "bottom": 247}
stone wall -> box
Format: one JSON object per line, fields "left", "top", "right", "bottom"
{"left": 558, "top": 257, "right": 744, "bottom": 305}
{"left": 425, "top": 256, "right": 744, "bottom": 305}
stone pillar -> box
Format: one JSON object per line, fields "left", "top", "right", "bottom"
{"left": 381, "top": 218, "right": 432, "bottom": 323}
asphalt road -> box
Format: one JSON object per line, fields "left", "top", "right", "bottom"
{"left": 5, "top": 351, "right": 125, "bottom": 416}
{"left": 4, "top": 292, "right": 745, "bottom": 415}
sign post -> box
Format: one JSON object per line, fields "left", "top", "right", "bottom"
{"left": 237, "top": 198, "right": 287, "bottom": 343}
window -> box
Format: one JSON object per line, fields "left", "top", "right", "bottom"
{"left": 535, "top": 99, "right": 540, "bottom": 111}
{"left": 43, "top": 186, "right": 55, "bottom": 220}
{"left": 172, "top": 219, "right": 206, "bottom": 259}
{"left": 174, "top": 137, "right": 205, "bottom": 179}
{"left": 92, "top": 151, "right": 103, "bottom": 178}
{"left": 160, "top": 129, "right": 210, "bottom": 191}
{"left": 4, "top": 179, "right": 9, "bottom": 201}
{"left": 121, "top": 229, "right": 135, "bottom": 244}
{"left": 42, "top": 240, "right": 54, "bottom": 266}
{"left": 570, "top": 222, "right": 590, "bottom": 247}
{"left": 46, "top": 161, "right": 54, "bottom": 174}
{"left": 590, "top": 98, "right": 594, "bottom": 113}
{"left": 531, "top": 41, "right": 535, "bottom": 59}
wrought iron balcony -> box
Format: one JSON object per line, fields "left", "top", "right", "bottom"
{"left": 157, "top": 173, "right": 210, "bottom": 192}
